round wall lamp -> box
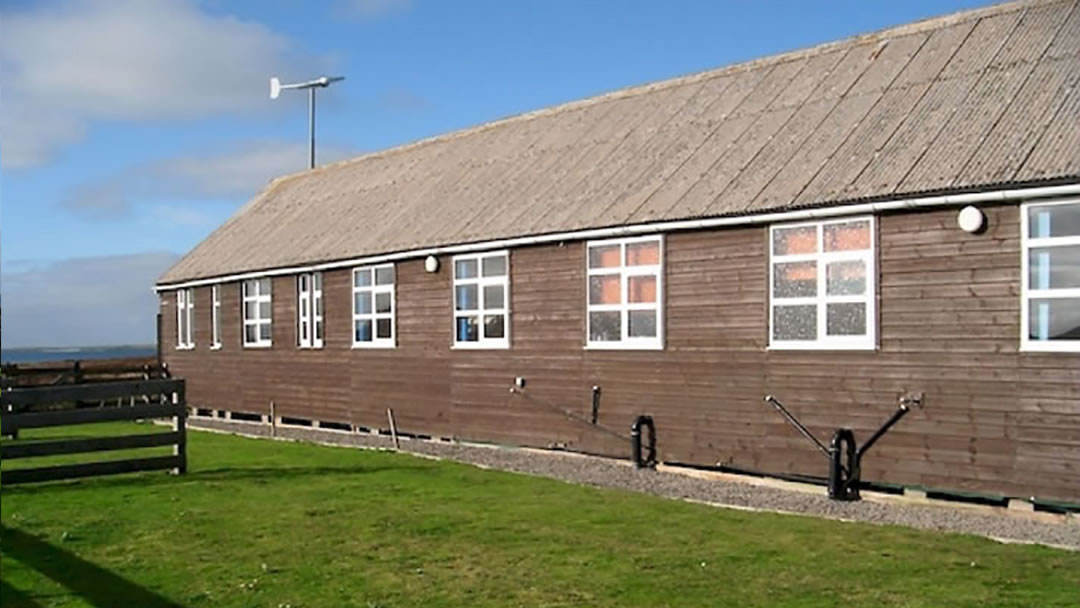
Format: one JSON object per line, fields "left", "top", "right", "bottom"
{"left": 424, "top": 255, "right": 440, "bottom": 273}
{"left": 957, "top": 206, "right": 986, "bottom": 233}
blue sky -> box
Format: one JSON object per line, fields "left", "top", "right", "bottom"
{"left": 1, "top": 0, "right": 990, "bottom": 347}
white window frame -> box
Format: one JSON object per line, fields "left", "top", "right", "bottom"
{"left": 297, "top": 272, "right": 324, "bottom": 349}
{"left": 352, "top": 264, "right": 396, "bottom": 348}
{"left": 176, "top": 288, "right": 195, "bottom": 349}
{"left": 242, "top": 278, "right": 273, "bottom": 348}
{"left": 585, "top": 235, "right": 664, "bottom": 350}
{"left": 452, "top": 251, "right": 510, "bottom": 349}
{"left": 210, "top": 285, "right": 222, "bottom": 350}
{"left": 1020, "top": 199, "right": 1080, "bottom": 352}
{"left": 768, "top": 216, "right": 876, "bottom": 350}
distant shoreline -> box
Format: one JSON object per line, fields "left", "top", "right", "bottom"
{"left": 1, "top": 345, "right": 157, "bottom": 364}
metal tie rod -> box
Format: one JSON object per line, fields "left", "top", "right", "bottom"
{"left": 763, "top": 395, "right": 830, "bottom": 459}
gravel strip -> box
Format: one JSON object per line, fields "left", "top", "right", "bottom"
{"left": 191, "top": 418, "right": 1080, "bottom": 551}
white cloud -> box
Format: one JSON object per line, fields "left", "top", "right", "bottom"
{"left": 62, "top": 139, "right": 358, "bottom": 218}
{"left": 0, "top": 0, "right": 324, "bottom": 169}
{"left": 1, "top": 251, "right": 180, "bottom": 348}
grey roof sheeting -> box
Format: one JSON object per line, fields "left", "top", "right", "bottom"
{"left": 160, "top": 0, "right": 1080, "bottom": 284}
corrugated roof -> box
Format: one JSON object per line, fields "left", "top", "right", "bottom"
{"left": 160, "top": 0, "right": 1080, "bottom": 284}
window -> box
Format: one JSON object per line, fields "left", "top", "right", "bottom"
{"left": 1022, "top": 200, "right": 1080, "bottom": 351}
{"left": 353, "top": 265, "right": 395, "bottom": 347}
{"left": 176, "top": 288, "right": 194, "bottom": 349}
{"left": 242, "top": 277, "right": 273, "bottom": 347}
{"left": 210, "top": 285, "right": 222, "bottom": 349}
{"left": 297, "top": 272, "right": 324, "bottom": 348}
{"left": 586, "top": 236, "right": 663, "bottom": 349}
{"left": 769, "top": 217, "right": 875, "bottom": 349}
{"left": 453, "top": 251, "right": 509, "bottom": 348}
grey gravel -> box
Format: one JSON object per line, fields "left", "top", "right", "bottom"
{"left": 192, "top": 418, "right": 1080, "bottom": 551}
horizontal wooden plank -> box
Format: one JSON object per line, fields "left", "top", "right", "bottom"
{"left": 1, "top": 431, "right": 182, "bottom": 460}
{"left": 1, "top": 403, "right": 185, "bottom": 433}
{"left": 1, "top": 379, "right": 185, "bottom": 409}
{"left": 1, "top": 455, "right": 183, "bottom": 485}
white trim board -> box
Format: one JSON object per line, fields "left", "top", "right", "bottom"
{"left": 155, "top": 183, "right": 1080, "bottom": 292}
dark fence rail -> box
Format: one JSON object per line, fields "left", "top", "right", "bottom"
{"left": 1, "top": 357, "right": 165, "bottom": 390}
{"left": 0, "top": 378, "right": 186, "bottom": 485}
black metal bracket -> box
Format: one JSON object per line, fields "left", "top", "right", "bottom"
{"left": 763, "top": 394, "right": 918, "bottom": 501}
{"left": 591, "top": 386, "right": 601, "bottom": 425}
{"left": 631, "top": 415, "right": 657, "bottom": 469}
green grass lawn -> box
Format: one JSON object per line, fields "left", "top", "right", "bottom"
{"left": 2, "top": 423, "right": 1078, "bottom": 607}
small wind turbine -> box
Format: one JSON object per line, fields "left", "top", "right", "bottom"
{"left": 270, "top": 75, "right": 345, "bottom": 169}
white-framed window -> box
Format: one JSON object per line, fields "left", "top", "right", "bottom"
{"left": 210, "top": 285, "right": 222, "bottom": 349}
{"left": 176, "top": 288, "right": 195, "bottom": 349}
{"left": 297, "top": 272, "right": 324, "bottom": 349}
{"left": 1021, "top": 200, "right": 1080, "bottom": 352}
{"left": 353, "top": 264, "right": 395, "bottom": 347}
{"left": 242, "top": 277, "right": 273, "bottom": 347}
{"left": 769, "top": 217, "right": 876, "bottom": 350}
{"left": 453, "top": 251, "right": 509, "bottom": 348}
{"left": 586, "top": 235, "right": 663, "bottom": 349}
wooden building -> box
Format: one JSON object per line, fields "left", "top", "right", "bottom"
{"left": 157, "top": 0, "right": 1080, "bottom": 503}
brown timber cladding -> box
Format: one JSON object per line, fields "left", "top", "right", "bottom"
{"left": 161, "top": 204, "right": 1080, "bottom": 502}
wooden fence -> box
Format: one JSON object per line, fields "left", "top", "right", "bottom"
{"left": 0, "top": 357, "right": 164, "bottom": 390}
{"left": 0, "top": 378, "right": 187, "bottom": 485}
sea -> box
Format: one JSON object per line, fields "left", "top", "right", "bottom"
{"left": 1, "top": 345, "right": 157, "bottom": 364}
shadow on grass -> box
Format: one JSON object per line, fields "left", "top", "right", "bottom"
{"left": 1, "top": 525, "right": 185, "bottom": 608}
{"left": 2, "top": 464, "right": 433, "bottom": 496}
{"left": 0, "top": 579, "right": 45, "bottom": 608}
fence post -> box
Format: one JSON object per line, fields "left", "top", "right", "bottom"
{"left": 173, "top": 386, "right": 187, "bottom": 475}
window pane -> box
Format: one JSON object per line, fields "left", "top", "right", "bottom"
{"left": 588, "top": 245, "right": 620, "bottom": 268}
{"left": 244, "top": 301, "right": 256, "bottom": 320}
{"left": 628, "top": 275, "right": 657, "bottom": 303}
{"left": 259, "top": 301, "right": 271, "bottom": 319}
{"left": 826, "top": 303, "right": 866, "bottom": 336}
{"left": 299, "top": 274, "right": 308, "bottom": 291}
{"left": 313, "top": 273, "right": 322, "bottom": 290}
{"left": 1029, "top": 298, "right": 1080, "bottom": 341}
{"left": 354, "top": 268, "right": 372, "bottom": 287}
{"left": 774, "top": 262, "right": 817, "bottom": 298}
{"left": 375, "top": 292, "right": 392, "bottom": 313}
{"left": 1029, "top": 246, "right": 1080, "bottom": 289}
{"left": 626, "top": 241, "right": 660, "bottom": 266}
{"left": 299, "top": 320, "right": 308, "bottom": 342}
{"left": 259, "top": 278, "right": 271, "bottom": 294}
{"left": 483, "top": 284, "right": 504, "bottom": 309}
{"left": 243, "top": 280, "right": 254, "bottom": 297}
{"left": 354, "top": 292, "right": 372, "bottom": 315}
{"left": 481, "top": 255, "right": 507, "bottom": 277}
{"left": 628, "top": 310, "right": 656, "bottom": 337}
{"left": 300, "top": 298, "right": 308, "bottom": 316}
{"left": 375, "top": 266, "right": 394, "bottom": 285}
{"left": 245, "top": 325, "right": 257, "bottom": 343}
{"left": 484, "top": 314, "right": 505, "bottom": 339}
{"left": 824, "top": 220, "right": 871, "bottom": 252}
{"left": 315, "top": 319, "right": 323, "bottom": 341}
{"left": 179, "top": 311, "right": 188, "bottom": 344}
{"left": 455, "top": 285, "right": 478, "bottom": 311}
{"left": 773, "top": 305, "right": 816, "bottom": 341}
{"left": 315, "top": 295, "right": 323, "bottom": 315}
{"left": 1029, "top": 203, "right": 1080, "bottom": 238}
{"left": 773, "top": 225, "right": 817, "bottom": 256}
{"left": 589, "top": 275, "right": 621, "bottom": 305}
{"left": 354, "top": 319, "right": 372, "bottom": 342}
{"left": 376, "top": 318, "right": 392, "bottom": 339}
{"left": 259, "top": 323, "right": 272, "bottom": 341}
{"left": 456, "top": 316, "right": 478, "bottom": 342}
{"left": 826, "top": 260, "right": 866, "bottom": 296}
{"left": 455, "top": 258, "right": 478, "bottom": 279}
{"left": 589, "top": 311, "right": 621, "bottom": 342}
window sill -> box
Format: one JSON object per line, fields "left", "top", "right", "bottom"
{"left": 175, "top": 345, "right": 195, "bottom": 351}
{"left": 767, "top": 343, "right": 877, "bottom": 351}
{"left": 209, "top": 345, "right": 222, "bottom": 351}
{"left": 242, "top": 343, "right": 273, "bottom": 349}
{"left": 452, "top": 342, "right": 510, "bottom": 350}
{"left": 584, "top": 342, "right": 664, "bottom": 351}
{"left": 297, "top": 345, "right": 325, "bottom": 350}
{"left": 1019, "top": 342, "right": 1080, "bottom": 353}
{"left": 352, "top": 343, "right": 396, "bottom": 349}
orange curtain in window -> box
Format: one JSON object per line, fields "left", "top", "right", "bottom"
{"left": 628, "top": 276, "right": 656, "bottom": 303}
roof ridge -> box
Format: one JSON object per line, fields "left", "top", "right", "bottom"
{"left": 259, "top": 0, "right": 1038, "bottom": 194}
